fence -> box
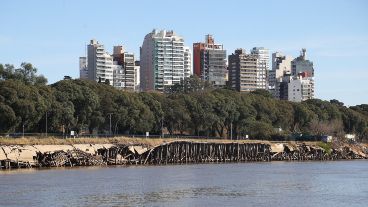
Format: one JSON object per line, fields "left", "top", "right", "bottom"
{"left": 0, "top": 133, "right": 330, "bottom": 142}
{"left": 0, "top": 133, "right": 227, "bottom": 140}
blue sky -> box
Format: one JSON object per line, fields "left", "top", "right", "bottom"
{"left": 0, "top": 0, "right": 367, "bottom": 106}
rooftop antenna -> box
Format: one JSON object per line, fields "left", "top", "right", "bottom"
{"left": 85, "top": 42, "right": 87, "bottom": 58}
{"left": 301, "top": 48, "right": 306, "bottom": 60}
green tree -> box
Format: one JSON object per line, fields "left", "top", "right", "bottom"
{"left": 162, "top": 97, "right": 191, "bottom": 135}
{"left": 0, "top": 63, "right": 47, "bottom": 85}
{"left": 0, "top": 80, "right": 48, "bottom": 132}
{"left": 53, "top": 80, "right": 100, "bottom": 133}
{"left": 293, "top": 103, "right": 316, "bottom": 132}
{"left": 240, "top": 120, "right": 274, "bottom": 140}
{"left": 139, "top": 92, "right": 164, "bottom": 134}
{"left": 167, "top": 75, "right": 212, "bottom": 94}
{"left": 330, "top": 99, "right": 344, "bottom": 107}
{"left": 250, "top": 89, "right": 273, "bottom": 98}
{"left": 0, "top": 103, "right": 17, "bottom": 133}
{"left": 211, "top": 90, "right": 240, "bottom": 138}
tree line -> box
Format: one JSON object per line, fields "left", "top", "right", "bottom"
{"left": 1, "top": 63, "right": 368, "bottom": 141}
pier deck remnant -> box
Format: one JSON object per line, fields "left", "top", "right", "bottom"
{"left": 0, "top": 141, "right": 366, "bottom": 169}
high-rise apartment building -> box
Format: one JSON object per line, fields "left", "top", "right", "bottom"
{"left": 292, "top": 48, "right": 314, "bottom": 77}
{"left": 112, "top": 46, "right": 135, "bottom": 91}
{"left": 193, "top": 35, "right": 227, "bottom": 87}
{"left": 278, "top": 74, "right": 292, "bottom": 100}
{"left": 183, "top": 46, "right": 192, "bottom": 77}
{"left": 228, "top": 48, "right": 268, "bottom": 92}
{"left": 140, "top": 29, "right": 189, "bottom": 92}
{"left": 134, "top": 61, "right": 140, "bottom": 92}
{"left": 269, "top": 52, "right": 293, "bottom": 97}
{"left": 80, "top": 39, "right": 137, "bottom": 91}
{"left": 275, "top": 49, "right": 315, "bottom": 102}
{"left": 79, "top": 57, "right": 88, "bottom": 79}
{"left": 86, "top": 39, "right": 114, "bottom": 85}
{"left": 250, "top": 47, "right": 269, "bottom": 89}
{"left": 288, "top": 73, "right": 314, "bottom": 102}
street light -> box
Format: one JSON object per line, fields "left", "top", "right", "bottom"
{"left": 45, "top": 111, "right": 48, "bottom": 137}
{"left": 230, "top": 122, "right": 233, "bottom": 140}
{"left": 124, "top": 62, "right": 127, "bottom": 91}
{"left": 161, "top": 115, "right": 164, "bottom": 138}
{"left": 107, "top": 113, "right": 113, "bottom": 136}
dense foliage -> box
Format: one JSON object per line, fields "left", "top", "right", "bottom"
{"left": 1, "top": 63, "right": 368, "bottom": 141}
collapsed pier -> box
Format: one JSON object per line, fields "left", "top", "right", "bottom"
{"left": 1, "top": 141, "right": 367, "bottom": 169}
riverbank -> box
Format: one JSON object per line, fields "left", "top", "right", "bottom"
{"left": 1, "top": 138, "right": 367, "bottom": 169}
{"left": 0, "top": 136, "right": 272, "bottom": 146}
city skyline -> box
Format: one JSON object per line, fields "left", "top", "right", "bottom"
{"left": 1, "top": 0, "right": 367, "bottom": 105}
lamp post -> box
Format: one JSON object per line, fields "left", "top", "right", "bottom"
{"left": 62, "top": 125, "right": 65, "bottom": 138}
{"left": 124, "top": 61, "right": 127, "bottom": 91}
{"left": 107, "top": 113, "right": 113, "bottom": 136}
{"left": 45, "top": 111, "right": 48, "bottom": 137}
{"left": 230, "top": 122, "right": 233, "bottom": 140}
{"left": 161, "top": 115, "right": 164, "bottom": 138}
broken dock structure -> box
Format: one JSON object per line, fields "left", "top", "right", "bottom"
{"left": 0, "top": 140, "right": 366, "bottom": 169}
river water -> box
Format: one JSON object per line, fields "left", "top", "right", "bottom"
{"left": 0, "top": 161, "right": 367, "bottom": 207}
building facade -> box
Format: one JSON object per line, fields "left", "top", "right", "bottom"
{"left": 278, "top": 76, "right": 290, "bottom": 100}
{"left": 228, "top": 48, "right": 268, "bottom": 92}
{"left": 79, "top": 57, "right": 88, "bottom": 79}
{"left": 80, "top": 39, "right": 137, "bottom": 91}
{"left": 193, "top": 35, "right": 227, "bottom": 87}
{"left": 250, "top": 47, "right": 269, "bottom": 90}
{"left": 274, "top": 49, "right": 315, "bottom": 102}
{"left": 183, "top": 46, "right": 192, "bottom": 78}
{"left": 134, "top": 60, "right": 140, "bottom": 92}
{"left": 269, "top": 52, "right": 293, "bottom": 98}
{"left": 112, "top": 46, "right": 135, "bottom": 91}
{"left": 86, "top": 39, "right": 114, "bottom": 85}
{"left": 140, "top": 29, "right": 189, "bottom": 92}
{"left": 292, "top": 48, "right": 314, "bottom": 77}
{"left": 288, "top": 73, "right": 314, "bottom": 102}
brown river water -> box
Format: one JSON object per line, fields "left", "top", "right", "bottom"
{"left": 0, "top": 161, "right": 367, "bottom": 207}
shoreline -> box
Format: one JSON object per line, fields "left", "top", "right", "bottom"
{"left": 1, "top": 139, "right": 367, "bottom": 170}
{"left": 2, "top": 159, "right": 368, "bottom": 174}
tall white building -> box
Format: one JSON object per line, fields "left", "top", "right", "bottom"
{"left": 87, "top": 39, "right": 114, "bottom": 85}
{"left": 140, "top": 29, "right": 189, "bottom": 92}
{"left": 250, "top": 47, "right": 269, "bottom": 89}
{"left": 288, "top": 74, "right": 314, "bottom": 102}
{"left": 183, "top": 46, "right": 192, "bottom": 77}
{"left": 80, "top": 40, "right": 138, "bottom": 91}
{"left": 134, "top": 61, "right": 140, "bottom": 92}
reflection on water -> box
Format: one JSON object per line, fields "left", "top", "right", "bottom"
{"left": 1, "top": 161, "right": 368, "bottom": 207}
{"left": 82, "top": 187, "right": 255, "bottom": 206}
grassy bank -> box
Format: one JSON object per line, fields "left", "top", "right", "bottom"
{"left": 0, "top": 136, "right": 274, "bottom": 147}
{"left": 317, "top": 142, "right": 333, "bottom": 154}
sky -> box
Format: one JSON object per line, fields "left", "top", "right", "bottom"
{"left": 0, "top": 0, "right": 367, "bottom": 106}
